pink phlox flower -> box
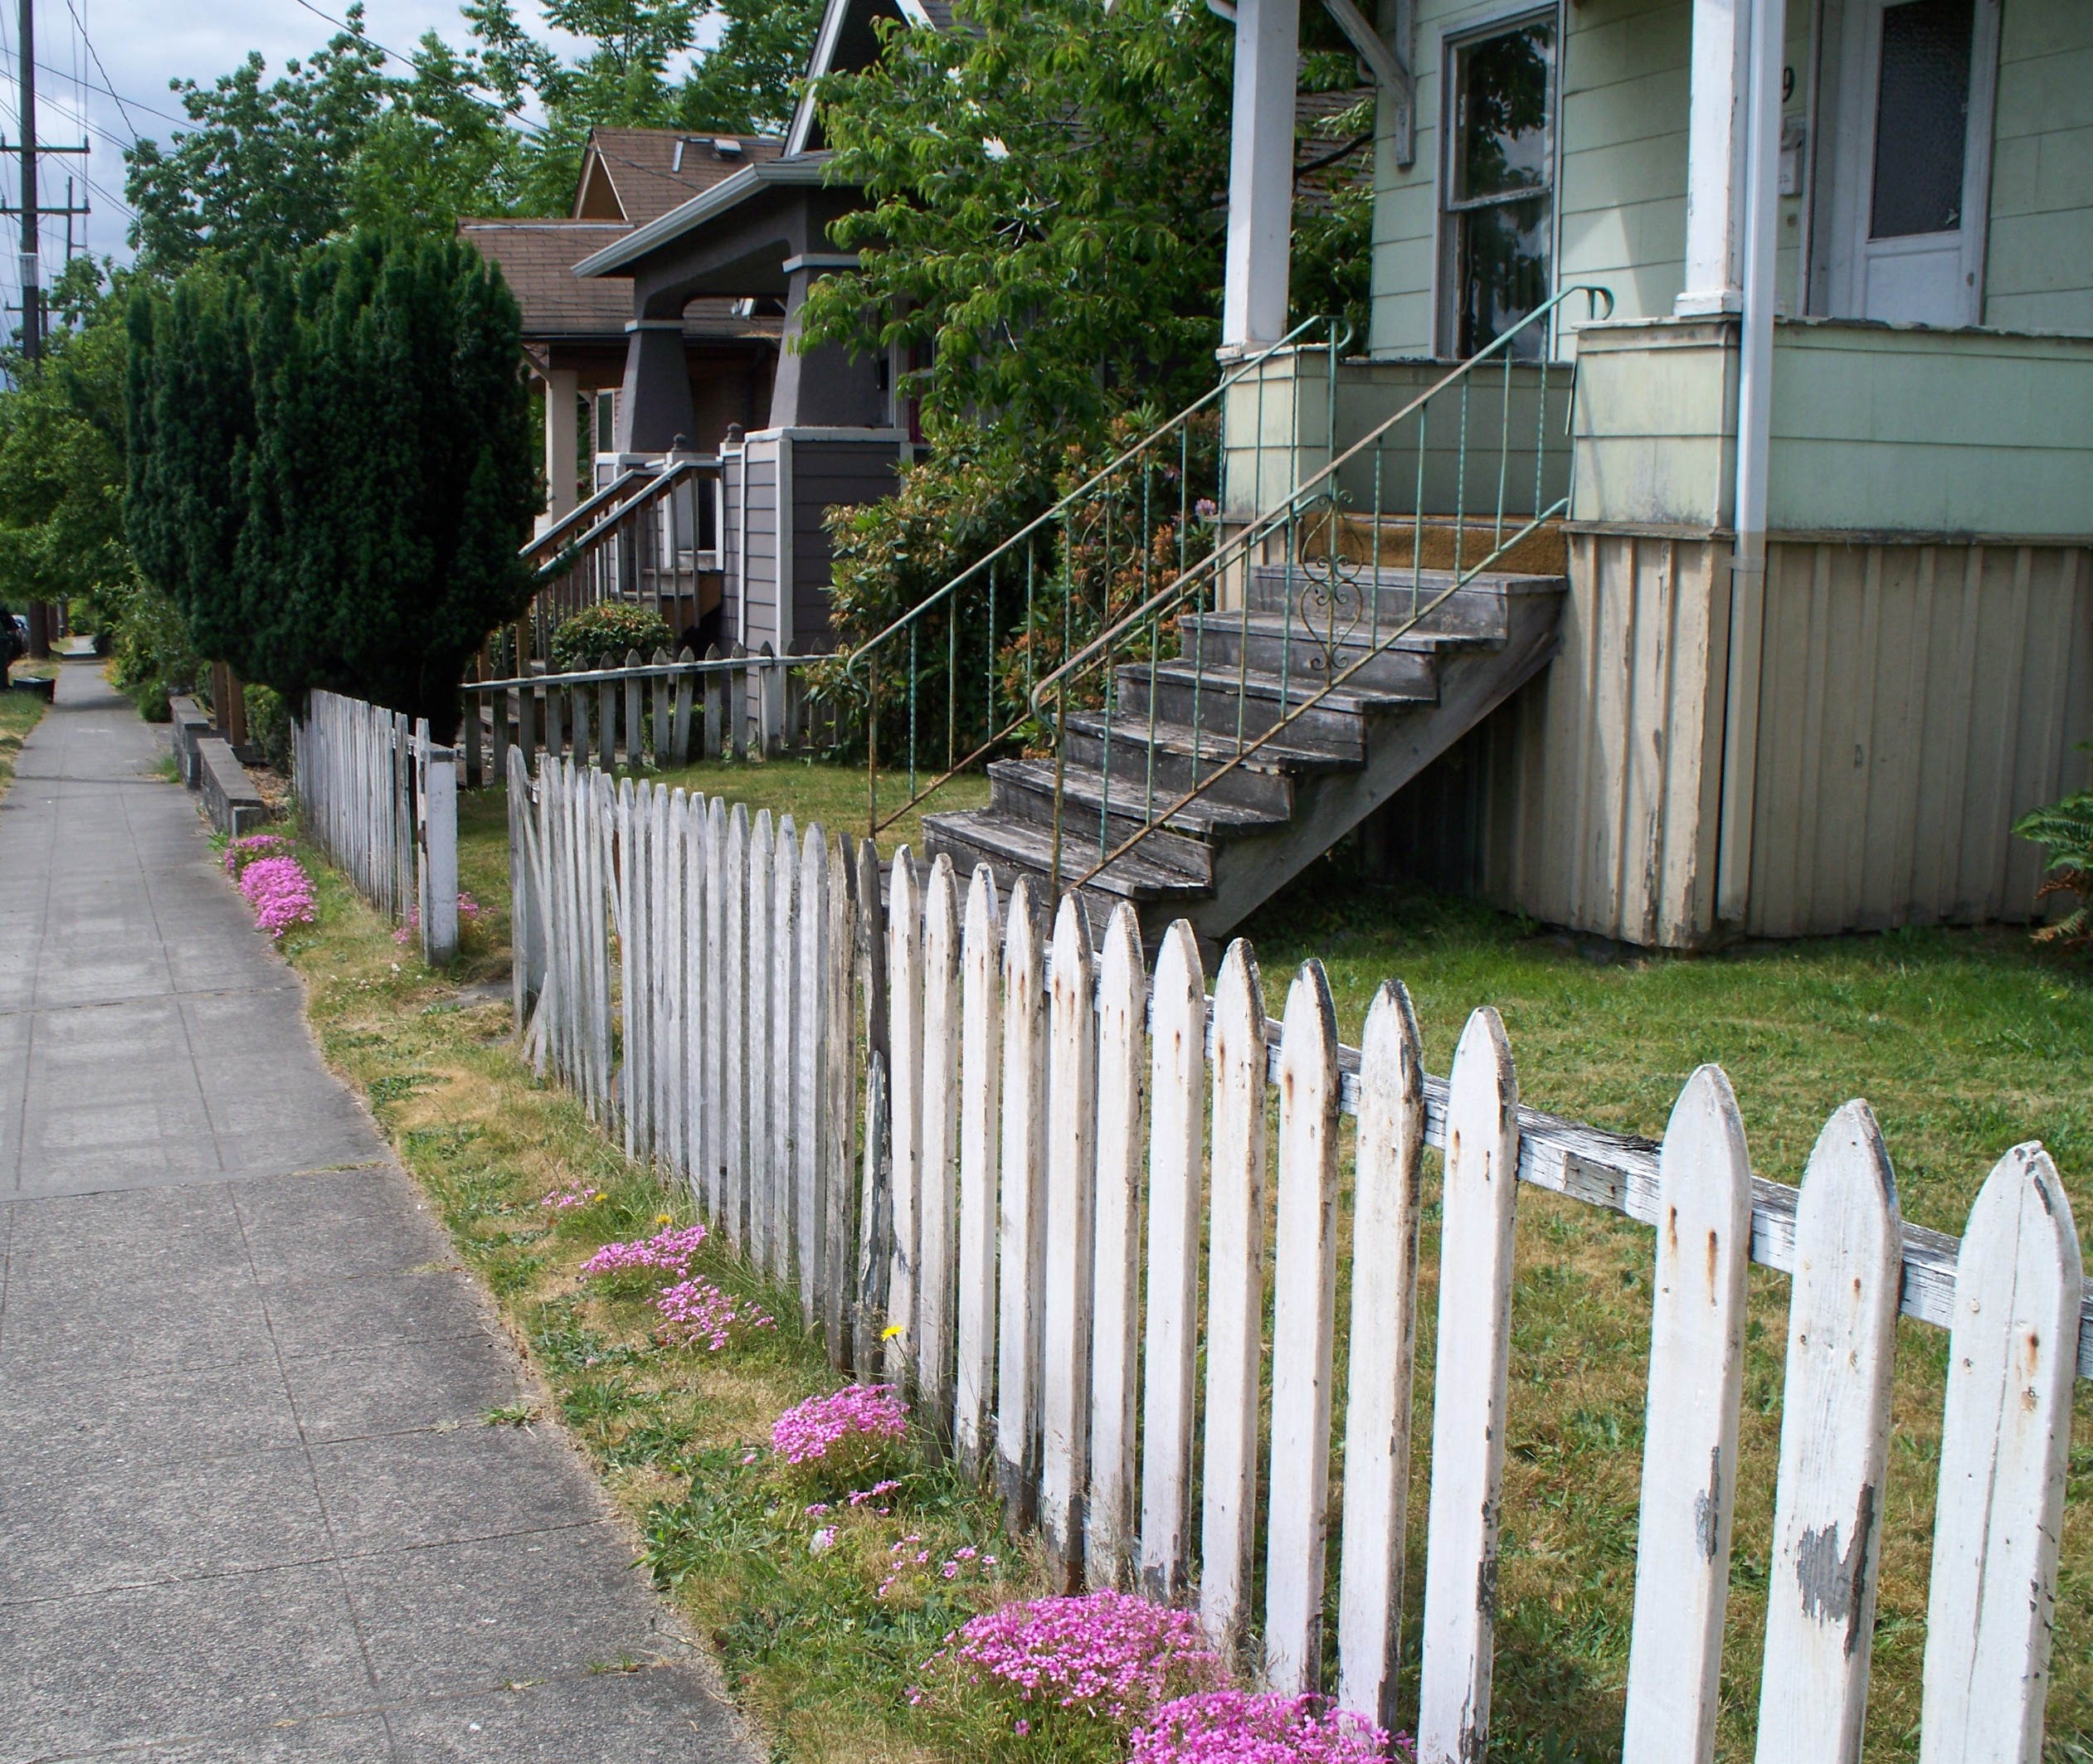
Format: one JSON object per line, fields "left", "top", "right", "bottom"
{"left": 539, "top": 1188, "right": 602, "bottom": 1211}
{"left": 769, "top": 1385, "right": 908, "bottom": 1466}
{"left": 223, "top": 833, "right": 294, "bottom": 877}
{"left": 1129, "top": 1691, "right": 1399, "bottom": 1763}
{"left": 810, "top": 1526, "right": 838, "bottom": 1555}
{"left": 235, "top": 855, "right": 317, "bottom": 938}
{"left": 948, "top": 1591, "right": 1224, "bottom": 1724}
{"left": 580, "top": 1224, "right": 708, "bottom": 1279}
{"left": 741, "top": 1451, "right": 759, "bottom": 1465}
{"left": 654, "top": 1276, "right": 770, "bottom": 1351}
{"left": 805, "top": 1503, "right": 831, "bottom": 1516}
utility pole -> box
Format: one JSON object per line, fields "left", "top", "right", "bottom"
{"left": 17, "top": 0, "right": 37, "bottom": 362}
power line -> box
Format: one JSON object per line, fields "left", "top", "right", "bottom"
{"left": 61, "top": 0, "right": 132, "bottom": 143}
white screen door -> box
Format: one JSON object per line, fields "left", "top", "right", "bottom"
{"left": 1837, "top": 0, "right": 1999, "bottom": 326}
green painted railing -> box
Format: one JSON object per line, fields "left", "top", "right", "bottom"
{"left": 1018, "top": 284, "right": 1613, "bottom": 892}
{"left": 844, "top": 316, "right": 1351, "bottom": 836}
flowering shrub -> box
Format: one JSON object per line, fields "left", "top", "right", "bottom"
{"left": 655, "top": 1277, "right": 772, "bottom": 1351}
{"left": 222, "top": 833, "right": 294, "bottom": 877}
{"left": 947, "top": 1591, "right": 1224, "bottom": 1724}
{"left": 1129, "top": 1692, "right": 1398, "bottom": 1764}
{"left": 579, "top": 1224, "right": 709, "bottom": 1280}
{"left": 770, "top": 1384, "right": 909, "bottom": 1467}
{"left": 392, "top": 892, "right": 485, "bottom": 948}
{"left": 236, "top": 854, "right": 318, "bottom": 937}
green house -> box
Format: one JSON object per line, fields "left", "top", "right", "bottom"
{"left": 1210, "top": 0, "right": 2091, "bottom": 945}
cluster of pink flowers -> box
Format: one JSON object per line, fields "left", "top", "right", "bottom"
{"left": 539, "top": 1188, "right": 604, "bottom": 1212}
{"left": 236, "top": 854, "right": 318, "bottom": 938}
{"left": 1129, "top": 1693, "right": 1399, "bottom": 1764}
{"left": 579, "top": 1224, "right": 708, "bottom": 1278}
{"left": 654, "top": 1276, "right": 772, "bottom": 1351}
{"left": 949, "top": 1591, "right": 1224, "bottom": 1723}
{"left": 845, "top": 1478, "right": 901, "bottom": 1509}
{"left": 879, "top": 1534, "right": 997, "bottom": 1601}
{"left": 769, "top": 1385, "right": 909, "bottom": 1466}
{"left": 223, "top": 833, "right": 294, "bottom": 877}
{"left": 392, "top": 892, "right": 484, "bottom": 947}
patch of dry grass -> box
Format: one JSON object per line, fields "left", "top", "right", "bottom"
{"left": 0, "top": 685, "right": 46, "bottom": 801}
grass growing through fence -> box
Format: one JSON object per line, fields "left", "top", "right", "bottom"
{"left": 304, "top": 763, "right": 2089, "bottom": 1764}
{"left": 0, "top": 685, "right": 47, "bottom": 802}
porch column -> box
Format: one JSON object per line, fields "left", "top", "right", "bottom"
{"left": 539, "top": 367, "right": 579, "bottom": 535}
{"left": 770, "top": 255, "right": 882, "bottom": 429}
{"left": 1221, "top": 0, "right": 1299, "bottom": 352}
{"left": 616, "top": 319, "right": 698, "bottom": 454}
{"left": 1677, "top": 0, "right": 1753, "bottom": 314}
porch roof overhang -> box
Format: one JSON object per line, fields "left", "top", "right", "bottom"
{"left": 572, "top": 156, "right": 835, "bottom": 280}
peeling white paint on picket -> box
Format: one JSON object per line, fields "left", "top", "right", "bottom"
{"left": 1417, "top": 1008, "right": 1521, "bottom": 1764}
{"left": 955, "top": 865, "right": 1002, "bottom": 1475}
{"left": 1086, "top": 903, "right": 1146, "bottom": 1590}
{"left": 503, "top": 753, "right": 2091, "bottom": 1763}
{"left": 1755, "top": 1101, "right": 1902, "bottom": 1764}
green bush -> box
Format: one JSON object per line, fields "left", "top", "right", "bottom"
{"left": 103, "top": 574, "right": 202, "bottom": 721}
{"left": 2014, "top": 758, "right": 2093, "bottom": 952}
{"left": 243, "top": 682, "right": 294, "bottom": 773}
{"left": 548, "top": 603, "right": 674, "bottom": 674}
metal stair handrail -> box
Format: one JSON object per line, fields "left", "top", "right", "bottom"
{"left": 521, "top": 467, "right": 658, "bottom": 566}
{"left": 1024, "top": 284, "right": 1614, "bottom": 892}
{"left": 842, "top": 313, "right": 1351, "bottom": 833}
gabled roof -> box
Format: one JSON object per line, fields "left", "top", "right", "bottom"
{"left": 572, "top": 155, "right": 834, "bottom": 279}
{"left": 460, "top": 217, "right": 781, "bottom": 343}
{"left": 786, "top": 0, "right": 955, "bottom": 156}
{"left": 572, "top": 128, "right": 791, "bottom": 226}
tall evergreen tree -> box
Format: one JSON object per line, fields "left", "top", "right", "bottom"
{"left": 128, "top": 233, "right": 537, "bottom": 738}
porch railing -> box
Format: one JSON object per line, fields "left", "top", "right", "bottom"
{"left": 840, "top": 315, "right": 1351, "bottom": 836}
{"left": 518, "top": 456, "right": 724, "bottom": 660}
{"left": 1028, "top": 284, "right": 1613, "bottom": 891}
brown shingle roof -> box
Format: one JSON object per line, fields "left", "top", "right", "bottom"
{"left": 572, "top": 129, "right": 791, "bottom": 225}
{"left": 459, "top": 217, "right": 781, "bottom": 344}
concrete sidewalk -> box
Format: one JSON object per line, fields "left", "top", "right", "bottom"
{"left": 0, "top": 665, "right": 754, "bottom": 1762}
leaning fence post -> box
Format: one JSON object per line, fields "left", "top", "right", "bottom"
{"left": 416, "top": 723, "right": 460, "bottom": 968}
{"left": 954, "top": 863, "right": 1003, "bottom": 1477}
{"left": 916, "top": 854, "right": 962, "bottom": 1439}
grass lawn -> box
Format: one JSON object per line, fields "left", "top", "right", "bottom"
{"left": 0, "top": 684, "right": 47, "bottom": 801}
{"left": 275, "top": 757, "right": 2090, "bottom": 1763}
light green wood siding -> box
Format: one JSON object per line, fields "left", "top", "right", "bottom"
{"left": 1366, "top": 0, "right": 1813, "bottom": 357}
{"left": 1573, "top": 317, "right": 2093, "bottom": 535}
{"left": 1983, "top": 0, "right": 2093, "bottom": 334}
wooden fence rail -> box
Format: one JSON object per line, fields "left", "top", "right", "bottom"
{"left": 462, "top": 647, "right": 840, "bottom": 788}
{"left": 505, "top": 759, "right": 2088, "bottom": 1762}
{"left": 294, "top": 690, "right": 457, "bottom": 965}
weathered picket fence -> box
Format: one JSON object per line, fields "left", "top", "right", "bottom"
{"left": 506, "top": 748, "right": 874, "bottom": 1350}
{"left": 294, "top": 690, "right": 459, "bottom": 964}
{"left": 462, "top": 647, "right": 839, "bottom": 789}
{"left": 505, "top": 751, "right": 2088, "bottom": 1763}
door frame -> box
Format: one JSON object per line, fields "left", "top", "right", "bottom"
{"left": 1826, "top": 0, "right": 2002, "bottom": 326}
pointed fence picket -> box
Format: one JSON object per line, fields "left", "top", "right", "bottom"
{"left": 501, "top": 753, "right": 2091, "bottom": 1763}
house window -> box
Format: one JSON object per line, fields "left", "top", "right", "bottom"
{"left": 595, "top": 389, "right": 618, "bottom": 454}
{"left": 1443, "top": 17, "right": 1556, "bottom": 358}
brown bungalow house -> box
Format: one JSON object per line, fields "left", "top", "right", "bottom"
{"left": 460, "top": 129, "right": 791, "bottom": 534}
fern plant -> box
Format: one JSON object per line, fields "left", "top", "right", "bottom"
{"left": 2014, "top": 756, "right": 2093, "bottom": 950}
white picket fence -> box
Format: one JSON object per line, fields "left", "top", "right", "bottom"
{"left": 505, "top": 751, "right": 2090, "bottom": 1763}
{"left": 294, "top": 690, "right": 459, "bottom": 964}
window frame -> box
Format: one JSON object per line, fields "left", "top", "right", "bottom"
{"left": 1433, "top": 2, "right": 1565, "bottom": 361}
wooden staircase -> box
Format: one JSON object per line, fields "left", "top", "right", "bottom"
{"left": 922, "top": 561, "right": 1566, "bottom": 941}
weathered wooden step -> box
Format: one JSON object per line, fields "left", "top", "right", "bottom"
{"left": 988, "top": 757, "right": 1288, "bottom": 848}
{"left": 1243, "top": 565, "right": 1562, "bottom": 637}
{"left": 1117, "top": 661, "right": 1408, "bottom": 757}
{"left": 1172, "top": 612, "right": 1449, "bottom": 696}
{"left": 922, "top": 808, "right": 1212, "bottom": 905}
{"left": 1059, "top": 712, "right": 1307, "bottom": 815}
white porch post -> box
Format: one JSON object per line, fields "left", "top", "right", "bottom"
{"left": 538, "top": 367, "right": 579, "bottom": 535}
{"left": 1677, "top": 0, "right": 1752, "bottom": 314}
{"left": 1222, "top": 0, "right": 1299, "bottom": 352}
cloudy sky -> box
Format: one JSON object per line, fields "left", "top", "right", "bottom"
{"left": 0, "top": 0, "right": 719, "bottom": 276}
